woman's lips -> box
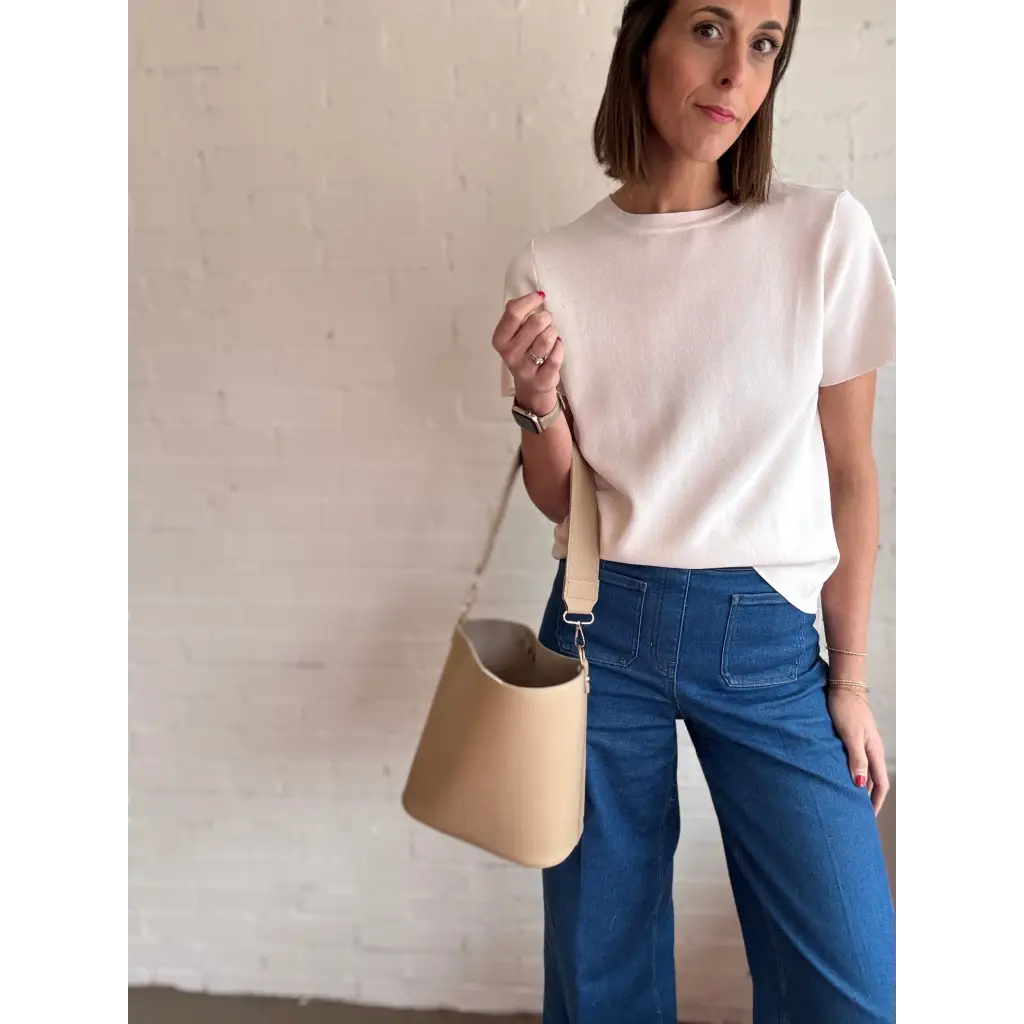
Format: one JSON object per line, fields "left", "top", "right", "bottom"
{"left": 697, "top": 105, "right": 737, "bottom": 124}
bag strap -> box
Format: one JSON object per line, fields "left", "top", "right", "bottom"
{"left": 456, "top": 441, "right": 600, "bottom": 625}
{"left": 562, "top": 442, "right": 599, "bottom": 619}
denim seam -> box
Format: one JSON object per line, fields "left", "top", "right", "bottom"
{"left": 775, "top": 721, "right": 883, "bottom": 1021}
{"left": 541, "top": 905, "right": 570, "bottom": 1023}
{"left": 650, "top": 763, "right": 674, "bottom": 1024}
{"left": 541, "top": 871, "right": 566, "bottom": 1013}
{"left": 669, "top": 570, "right": 690, "bottom": 718}
{"left": 729, "top": 837, "right": 790, "bottom": 1023}
{"left": 651, "top": 566, "right": 667, "bottom": 679}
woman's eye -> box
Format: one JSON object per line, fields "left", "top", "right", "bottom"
{"left": 695, "top": 22, "right": 722, "bottom": 40}
{"left": 752, "top": 36, "right": 781, "bottom": 56}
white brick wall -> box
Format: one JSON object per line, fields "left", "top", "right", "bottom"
{"left": 129, "top": 1, "right": 895, "bottom": 1020}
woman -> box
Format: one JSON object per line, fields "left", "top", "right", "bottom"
{"left": 490, "top": 1, "right": 895, "bottom": 1021}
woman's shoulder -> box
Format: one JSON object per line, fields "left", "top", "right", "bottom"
{"left": 764, "top": 180, "right": 881, "bottom": 247}
{"left": 536, "top": 197, "right": 610, "bottom": 248}
{"left": 765, "top": 178, "right": 846, "bottom": 219}
{"left": 502, "top": 198, "right": 609, "bottom": 282}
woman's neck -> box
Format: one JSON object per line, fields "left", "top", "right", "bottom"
{"left": 612, "top": 160, "right": 726, "bottom": 215}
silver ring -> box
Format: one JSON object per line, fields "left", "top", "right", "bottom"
{"left": 528, "top": 349, "right": 546, "bottom": 366}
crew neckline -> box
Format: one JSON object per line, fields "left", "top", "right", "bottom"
{"left": 596, "top": 193, "right": 743, "bottom": 233}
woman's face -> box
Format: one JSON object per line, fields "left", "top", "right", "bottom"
{"left": 644, "top": 0, "right": 790, "bottom": 165}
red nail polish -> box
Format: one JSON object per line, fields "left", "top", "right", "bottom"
{"left": 537, "top": 290, "right": 546, "bottom": 298}
{"left": 855, "top": 775, "right": 867, "bottom": 788}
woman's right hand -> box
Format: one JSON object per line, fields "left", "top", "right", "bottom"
{"left": 491, "top": 291, "right": 564, "bottom": 412}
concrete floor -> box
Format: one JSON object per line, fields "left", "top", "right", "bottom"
{"left": 129, "top": 988, "right": 539, "bottom": 1024}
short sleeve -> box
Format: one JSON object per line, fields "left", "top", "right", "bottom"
{"left": 499, "top": 240, "right": 540, "bottom": 398}
{"left": 820, "top": 192, "right": 896, "bottom": 387}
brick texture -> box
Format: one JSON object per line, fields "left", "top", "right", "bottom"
{"left": 129, "top": 2, "right": 895, "bottom": 1021}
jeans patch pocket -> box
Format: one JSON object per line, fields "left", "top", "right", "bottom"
{"left": 556, "top": 566, "right": 647, "bottom": 668}
{"left": 721, "top": 592, "right": 816, "bottom": 688}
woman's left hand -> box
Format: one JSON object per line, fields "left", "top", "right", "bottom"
{"left": 826, "top": 688, "right": 890, "bottom": 815}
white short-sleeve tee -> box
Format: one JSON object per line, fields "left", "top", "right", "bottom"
{"left": 499, "top": 181, "right": 896, "bottom": 614}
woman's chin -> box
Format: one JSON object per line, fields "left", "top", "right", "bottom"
{"left": 663, "top": 132, "right": 739, "bottom": 167}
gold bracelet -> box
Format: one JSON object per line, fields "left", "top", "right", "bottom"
{"left": 826, "top": 646, "right": 868, "bottom": 657}
{"left": 827, "top": 679, "right": 870, "bottom": 703}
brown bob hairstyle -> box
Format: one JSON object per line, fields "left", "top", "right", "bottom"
{"left": 593, "top": 0, "right": 802, "bottom": 204}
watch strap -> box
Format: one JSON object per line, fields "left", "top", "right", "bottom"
{"left": 512, "top": 392, "right": 564, "bottom": 432}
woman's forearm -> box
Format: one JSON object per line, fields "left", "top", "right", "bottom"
{"left": 820, "top": 463, "right": 881, "bottom": 681}
{"left": 517, "top": 391, "right": 572, "bottom": 524}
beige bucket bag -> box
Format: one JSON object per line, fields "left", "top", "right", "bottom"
{"left": 401, "top": 441, "right": 600, "bottom": 868}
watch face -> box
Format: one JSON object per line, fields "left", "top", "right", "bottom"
{"left": 512, "top": 409, "right": 541, "bottom": 433}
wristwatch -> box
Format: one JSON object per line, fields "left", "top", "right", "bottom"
{"left": 511, "top": 392, "right": 565, "bottom": 433}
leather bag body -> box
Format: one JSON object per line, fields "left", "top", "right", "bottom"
{"left": 401, "top": 442, "right": 600, "bottom": 868}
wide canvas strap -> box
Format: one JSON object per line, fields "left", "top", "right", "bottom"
{"left": 457, "top": 442, "right": 600, "bottom": 623}
{"left": 562, "top": 443, "right": 599, "bottom": 619}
